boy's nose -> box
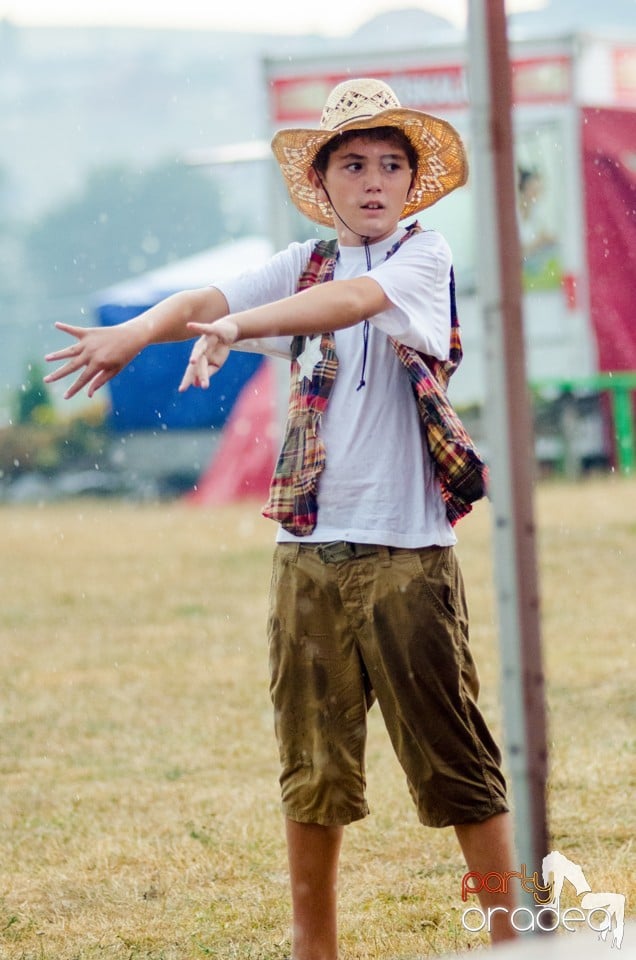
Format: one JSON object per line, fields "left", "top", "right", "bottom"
{"left": 364, "top": 164, "right": 388, "bottom": 190}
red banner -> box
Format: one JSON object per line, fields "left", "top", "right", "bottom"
{"left": 269, "top": 57, "right": 571, "bottom": 123}
{"left": 582, "top": 107, "right": 636, "bottom": 373}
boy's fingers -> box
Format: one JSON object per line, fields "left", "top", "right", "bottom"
{"left": 178, "top": 351, "right": 212, "bottom": 392}
{"left": 44, "top": 344, "right": 82, "bottom": 363}
{"left": 54, "top": 321, "right": 86, "bottom": 336}
{"left": 52, "top": 357, "right": 104, "bottom": 398}
{"left": 191, "top": 333, "right": 219, "bottom": 362}
{"left": 178, "top": 360, "right": 201, "bottom": 392}
{"left": 179, "top": 332, "right": 231, "bottom": 392}
{"left": 63, "top": 370, "right": 94, "bottom": 399}
{"left": 187, "top": 322, "right": 212, "bottom": 336}
{"left": 197, "top": 354, "right": 210, "bottom": 388}
{"left": 43, "top": 356, "right": 85, "bottom": 383}
{"left": 188, "top": 340, "right": 206, "bottom": 363}
{"left": 86, "top": 370, "right": 110, "bottom": 397}
{"left": 188, "top": 321, "right": 236, "bottom": 347}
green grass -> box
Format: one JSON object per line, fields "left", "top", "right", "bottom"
{"left": 0, "top": 475, "right": 634, "bottom": 958}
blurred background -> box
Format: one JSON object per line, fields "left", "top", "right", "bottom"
{"left": 1, "top": 0, "right": 635, "bottom": 502}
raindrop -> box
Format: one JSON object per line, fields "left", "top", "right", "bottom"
{"left": 128, "top": 255, "right": 146, "bottom": 274}
{"left": 141, "top": 233, "right": 160, "bottom": 255}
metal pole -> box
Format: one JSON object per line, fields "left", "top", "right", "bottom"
{"left": 467, "top": 0, "right": 549, "bottom": 885}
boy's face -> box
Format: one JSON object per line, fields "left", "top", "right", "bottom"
{"left": 308, "top": 134, "right": 415, "bottom": 246}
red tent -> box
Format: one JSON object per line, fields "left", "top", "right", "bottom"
{"left": 186, "top": 360, "right": 279, "bottom": 505}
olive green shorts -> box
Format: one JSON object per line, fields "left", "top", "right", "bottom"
{"left": 267, "top": 541, "right": 508, "bottom": 828}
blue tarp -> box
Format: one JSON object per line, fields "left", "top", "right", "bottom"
{"left": 94, "top": 236, "right": 273, "bottom": 432}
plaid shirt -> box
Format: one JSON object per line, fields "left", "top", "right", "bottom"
{"left": 263, "top": 222, "right": 488, "bottom": 535}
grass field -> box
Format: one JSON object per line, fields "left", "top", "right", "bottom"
{"left": 1, "top": 475, "right": 634, "bottom": 959}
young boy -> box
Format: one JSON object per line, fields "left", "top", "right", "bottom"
{"left": 45, "top": 78, "right": 517, "bottom": 956}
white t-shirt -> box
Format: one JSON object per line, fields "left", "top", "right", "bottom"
{"left": 215, "top": 225, "right": 456, "bottom": 548}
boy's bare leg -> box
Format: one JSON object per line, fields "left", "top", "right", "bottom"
{"left": 455, "top": 811, "right": 518, "bottom": 944}
{"left": 286, "top": 818, "right": 343, "bottom": 960}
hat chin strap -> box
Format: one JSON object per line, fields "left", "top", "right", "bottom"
{"left": 314, "top": 169, "right": 415, "bottom": 246}
{"left": 314, "top": 171, "right": 378, "bottom": 247}
{"left": 313, "top": 171, "right": 377, "bottom": 391}
{"left": 313, "top": 169, "right": 413, "bottom": 390}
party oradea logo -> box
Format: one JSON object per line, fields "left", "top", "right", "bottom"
{"left": 461, "top": 849, "right": 626, "bottom": 948}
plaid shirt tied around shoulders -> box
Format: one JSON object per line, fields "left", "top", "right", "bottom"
{"left": 262, "top": 222, "right": 488, "bottom": 536}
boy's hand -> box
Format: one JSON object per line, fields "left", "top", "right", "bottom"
{"left": 44, "top": 322, "right": 145, "bottom": 399}
{"left": 179, "top": 318, "right": 239, "bottom": 391}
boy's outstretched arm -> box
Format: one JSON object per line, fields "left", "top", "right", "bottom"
{"left": 180, "top": 276, "right": 389, "bottom": 391}
{"left": 44, "top": 286, "right": 229, "bottom": 399}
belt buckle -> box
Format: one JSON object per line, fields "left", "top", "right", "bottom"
{"left": 316, "top": 541, "right": 354, "bottom": 564}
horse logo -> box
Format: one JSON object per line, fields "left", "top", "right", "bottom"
{"left": 542, "top": 849, "right": 625, "bottom": 948}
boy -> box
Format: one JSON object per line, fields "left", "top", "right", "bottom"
{"left": 45, "top": 78, "right": 517, "bottom": 956}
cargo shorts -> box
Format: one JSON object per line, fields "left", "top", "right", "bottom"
{"left": 267, "top": 541, "right": 508, "bottom": 829}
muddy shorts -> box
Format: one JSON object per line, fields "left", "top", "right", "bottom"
{"left": 267, "top": 541, "right": 508, "bottom": 828}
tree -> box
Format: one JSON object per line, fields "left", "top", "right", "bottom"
{"left": 13, "top": 361, "right": 53, "bottom": 425}
{"left": 25, "top": 158, "right": 240, "bottom": 298}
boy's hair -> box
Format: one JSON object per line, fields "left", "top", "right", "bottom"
{"left": 312, "top": 126, "right": 419, "bottom": 179}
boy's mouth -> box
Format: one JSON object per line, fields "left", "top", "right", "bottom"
{"left": 361, "top": 202, "right": 384, "bottom": 211}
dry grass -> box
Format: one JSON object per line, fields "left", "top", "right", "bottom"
{"left": 0, "top": 475, "right": 634, "bottom": 959}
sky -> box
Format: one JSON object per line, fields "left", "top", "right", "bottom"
{"left": 0, "top": 0, "right": 545, "bottom": 35}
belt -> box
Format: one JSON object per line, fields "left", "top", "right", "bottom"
{"left": 310, "top": 541, "right": 385, "bottom": 564}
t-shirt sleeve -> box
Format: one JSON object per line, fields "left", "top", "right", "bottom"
{"left": 367, "top": 229, "right": 453, "bottom": 360}
{"left": 212, "top": 239, "right": 315, "bottom": 359}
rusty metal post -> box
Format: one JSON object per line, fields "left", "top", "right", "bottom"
{"left": 467, "top": 0, "right": 550, "bottom": 885}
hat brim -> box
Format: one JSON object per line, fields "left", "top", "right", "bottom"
{"left": 271, "top": 107, "right": 468, "bottom": 228}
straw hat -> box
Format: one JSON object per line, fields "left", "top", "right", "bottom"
{"left": 271, "top": 77, "right": 468, "bottom": 228}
